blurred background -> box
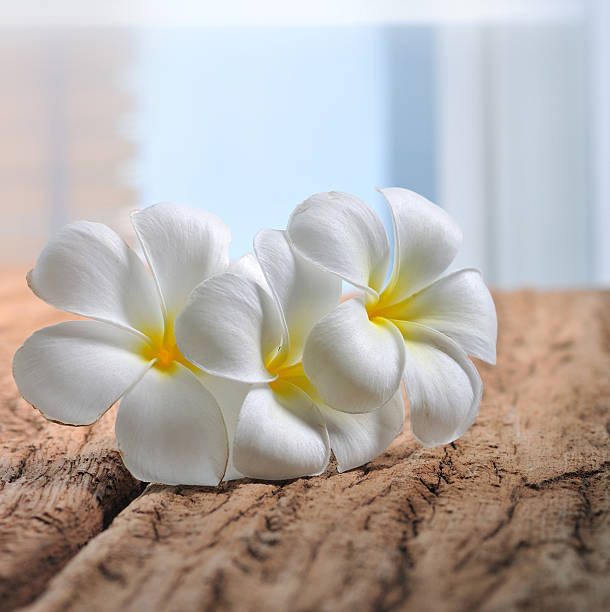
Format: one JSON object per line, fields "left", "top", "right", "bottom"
{"left": 1, "top": 0, "right": 608, "bottom": 288}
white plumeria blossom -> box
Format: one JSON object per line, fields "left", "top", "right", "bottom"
{"left": 12, "top": 203, "right": 232, "bottom": 486}
{"left": 287, "top": 187, "right": 497, "bottom": 447}
{"left": 175, "top": 231, "right": 406, "bottom": 480}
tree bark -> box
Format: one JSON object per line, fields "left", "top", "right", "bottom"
{"left": 1, "top": 270, "right": 608, "bottom": 611}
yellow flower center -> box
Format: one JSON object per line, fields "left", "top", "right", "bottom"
{"left": 275, "top": 362, "right": 326, "bottom": 405}
{"left": 361, "top": 288, "right": 413, "bottom": 343}
{"left": 365, "top": 285, "right": 409, "bottom": 322}
{"left": 140, "top": 323, "right": 198, "bottom": 374}
{"left": 269, "top": 361, "right": 307, "bottom": 387}
{"left": 265, "top": 349, "right": 319, "bottom": 401}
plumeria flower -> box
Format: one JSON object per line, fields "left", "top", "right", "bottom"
{"left": 286, "top": 188, "right": 497, "bottom": 447}
{"left": 13, "top": 203, "right": 232, "bottom": 486}
{"left": 175, "top": 231, "right": 406, "bottom": 480}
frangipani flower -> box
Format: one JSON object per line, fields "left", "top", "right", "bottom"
{"left": 13, "top": 203, "right": 231, "bottom": 485}
{"left": 175, "top": 230, "right": 406, "bottom": 480}
{"left": 287, "top": 188, "right": 497, "bottom": 446}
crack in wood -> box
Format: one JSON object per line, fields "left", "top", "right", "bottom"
{"left": 0, "top": 287, "right": 608, "bottom": 611}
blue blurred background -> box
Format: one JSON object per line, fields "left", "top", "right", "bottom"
{"left": 1, "top": 0, "right": 608, "bottom": 288}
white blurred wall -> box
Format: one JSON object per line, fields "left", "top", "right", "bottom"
{"left": 438, "top": 22, "right": 597, "bottom": 287}
{"left": 0, "top": 0, "right": 607, "bottom": 288}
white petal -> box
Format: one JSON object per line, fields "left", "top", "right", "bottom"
{"left": 116, "top": 364, "right": 228, "bottom": 486}
{"left": 12, "top": 321, "right": 151, "bottom": 425}
{"left": 379, "top": 187, "right": 462, "bottom": 302}
{"left": 383, "top": 268, "right": 497, "bottom": 364}
{"left": 319, "top": 387, "right": 405, "bottom": 472}
{"left": 233, "top": 382, "right": 330, "bottom": 480}
{"left": 394, "top": 321, "right": 482, "bottom": 447}
{"left": 287, "top": 191, "right": 390, "bottom": 296}
{"left": 302, "top": 298, "right": 406, "bottom": 414}
{"left": 28, "top": 221, "right": 163, "bottom": 339}
{"left": 228, "top": 253, "right": 290, "bottom": 365}
{"left": 203, "top": 374, "right": 250, "bottom": 481}
{"left": 254, "top": 229, "right": 342, "bottom": 366}
{"left": 229, "top": 253, "right": 270, "bottom": 291}
{"left": 131, "top": 203, "right": 231, "bottom": 318}
{"left": 175, "top": 273, "right": 283, "bottom": 383}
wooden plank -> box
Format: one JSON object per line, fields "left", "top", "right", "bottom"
{"left": 0, "top": 268, "right": 144, "bottom": 610}
{"left": 5, "top": 289, "right": 607, "bottom": 612}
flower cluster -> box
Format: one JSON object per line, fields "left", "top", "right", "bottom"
{"left": 12, "top": 188, "right": 496, "bottom": 485}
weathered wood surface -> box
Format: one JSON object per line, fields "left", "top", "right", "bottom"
{"left": 0, "top": 269, "right": 144, "bottom": 611}
{"left": 0, "top": 267, "right": 608, "bottom": 611}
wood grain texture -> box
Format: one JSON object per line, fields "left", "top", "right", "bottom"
{"left": 0, "top": 268, "right": 144, "bottom": 611}
{"left": 0, "top": 272, "right": 608, "bottom": 611}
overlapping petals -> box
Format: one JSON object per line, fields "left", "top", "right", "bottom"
{"left": 131, "top": 203, "right": 231, "bottom": 319}
{"left": 13, "top": 203, "right": 232, "bottom": 486}
{"left": 288, "top": 191, "right": 390, "bottom": 296}
{"left": 203, "top": 374, "right": 250, "bottom": 481}
{"left": 176, "top": 272, "right": 283, "bottom": 383}
{"left": 288, "top": 187, "right": 496, "bottom": 445}
{"left": 394, "top": 321, "right": 482, "bottom": 446}
{"left": 116, "top": 365, "right": 228, "bottom": 486}
{"left": 302, "top": 298, "right": 405, "bottom": 414}
{"left": 233, "top": 382, "right": 330, "bottom": 480}
{"left": 27, "top": 220, "right": 164, "bottom": 339}
{"left": 13, "top": 321, "right": 151, "bottom": 426}
{"left": 318, "top": 387, "right": 404, "bottom": 472}
{"left": 176, "top": 230, "right": 406, "bottom": 480}
{"left": 14, "top": 187, "right": 497, "bottom": 485}
{"left": 254, "top": 229, "right": 342, "bottom": 367}
{"left": 381, "top": 268, "right": 497, "bottom": 364}
{"left": 379, "top": 187, "right": 462, "bottom": 303}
